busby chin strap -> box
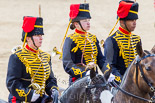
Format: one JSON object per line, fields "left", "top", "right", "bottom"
{"left": 124, "top": 20, "right": 130, "bottom": 32}
{"left": 78, "top": 21, "right": 86, "bottom": 32}
{"left": 31, "top": 36, "right": 38, "bottom": 50}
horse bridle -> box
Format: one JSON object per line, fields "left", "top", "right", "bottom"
{"left": 136, "top": 54, "right": 155, "bottom": 93}
{"left": 85, "top": 75, "right": 108, "bottom": 103}
{"left": 113, "top": 54, "right": 155, "bottom": 103}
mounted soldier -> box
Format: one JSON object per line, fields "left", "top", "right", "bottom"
{"left": 62, "top": 3, "right": 110, "bottom": 85}
{"left": 6, "top": 16, "right": 59, "bottom": 103}
{"left": 104, "top": 0, "right": 141, "bottom": 84}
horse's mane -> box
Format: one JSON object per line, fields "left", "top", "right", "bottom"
{"left": 112, "top": 59, "right": 136, "bottom": 96}
{"left": 61, "top": 76, "right": 88, "bottom": 96}
{"left": 71, "top": 76, "right": 89, "bottom": 88}
{"left": 120, "top": 58, "right": 136, "bottom": 88}
{"left": 62, "top": 74, "right": 103, "bottom": 95}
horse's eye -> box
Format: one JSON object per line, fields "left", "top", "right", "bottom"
{"left": 146, "top": 67, "right": 151, "bottom": 71}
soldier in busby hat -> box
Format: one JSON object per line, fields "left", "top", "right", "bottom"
{"left": 6, "top": 16, "right": 59, "bottom": 103}
{"left": 104, "top": 0, "right": 142, "bottom": 84}
{"left": 62, "top": 3, "right": 110, "bottom": 85}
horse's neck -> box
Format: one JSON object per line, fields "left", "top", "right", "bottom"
{"left": 121, "top": 60, "right": 148, "bottom": 97}
{"left": 122, "top": 63, "right": 137, "bottom": 91}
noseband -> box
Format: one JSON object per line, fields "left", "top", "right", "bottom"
{"left": 85, "top": 75, "right": 108, "bottom": 103}
{"left": 113, "top": 54, "right": 155, "bottom": 103}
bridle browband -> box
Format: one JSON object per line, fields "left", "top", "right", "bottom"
{"left": 113, "top": 54, "right": 155, "bottom": 103}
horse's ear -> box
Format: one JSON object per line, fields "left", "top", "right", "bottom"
{"left": 136, "top": 42, "right": 145, "bottom": 57}
{"left": 151, "top": 45, "right": 155, "bottom": 54}
{"left": 90, "top": 68, "right": 96, "bottom": 80}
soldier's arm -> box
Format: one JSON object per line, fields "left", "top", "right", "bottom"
{"left": 96, "top": 38, "right": 111, "bottom": 79}
{"left": 104, "top": 37, "right": 122, "bottom": 83}
{"left": 63, "top": 37, "right": 86, "bottom": 78}
{"left": 6, "top": 54, "right": 33, "bottom": 102}
{"left": 45, "top": 56, "right": 58, "bottom": 96}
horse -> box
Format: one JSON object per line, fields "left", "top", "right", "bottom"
{"left": 112, "top": 43, "right": 155, "bottom": 103}
{"left": 59, "top": 67, "right": 112, "bottom": 103}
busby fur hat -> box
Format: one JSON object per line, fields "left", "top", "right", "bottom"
{"left": 61, "top": 3, "right": 91, "bottom": 49}
{"left": 69, "top": 3, "right": 91, "bottom": 23}
{"left": 117, "top": 0, "right": 139, "bottom": 20}
{"left": 21, "top": 16, "right": 44, "bottom": 42}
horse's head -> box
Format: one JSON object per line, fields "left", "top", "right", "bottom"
{"left": 85, "top": 67, "right": 110, "bottom": 103}
{"left": 136, "top": 43, "right": 155, "bottom": 93}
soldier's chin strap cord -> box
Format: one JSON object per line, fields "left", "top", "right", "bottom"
{"left": 77, "top": 21, "right": 87, "bottom": 66}
{"left": 31, "top": 36, "right": 38, "bottom": 50}
{"left": 124, "top": 20, "right": 130, "bottom": 32}
{"left": 78, "top": 21, "right": 86, "bottom": 32}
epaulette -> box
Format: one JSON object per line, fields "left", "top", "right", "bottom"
{"left": 11, "top": 45, "right": 22, "bottom": 54}
{"left": 39, "top": 49, "right": 51, "bottom": 61}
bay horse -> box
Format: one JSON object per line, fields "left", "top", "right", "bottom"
{"left": 59, "top": 67, "right": 112, "bottom": 103}
{"left": 113, "top": 43, "right": 155, "bottom": 103}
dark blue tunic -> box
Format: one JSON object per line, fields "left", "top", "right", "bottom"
{"left": 104, "top": 26, "right": 141, "bottom": 83}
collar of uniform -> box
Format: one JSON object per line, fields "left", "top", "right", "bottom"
{"left": 118, "top": 26, "right": 131, "bottom": 36}
{"left": 25, "top": 44, "right": 39, "bottom": 53}
{"left": 75, "top": 29, "right": 86, "bottom": 34}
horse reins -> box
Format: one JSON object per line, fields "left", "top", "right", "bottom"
{"left": 112, "top": 81, "right": 155, "bottom": 103}
{"left": 113, "top": 54, "right": 155, "bottom": 103}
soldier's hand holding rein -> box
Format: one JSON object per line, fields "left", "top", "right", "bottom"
{"left": 31, "top": 90, "right": 40, "bottom": 102}
{"left": 86, "top": 62, "right": 97, "bottom": 70}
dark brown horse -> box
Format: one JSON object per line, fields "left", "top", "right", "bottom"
{"left": 113, "top": 43, "right": 155, "bottom": 103}
{"left": 59, "top": 67, "right": 111, "bottom": 103}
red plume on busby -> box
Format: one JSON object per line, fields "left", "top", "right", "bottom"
{"left": 117, "top": 0, "right": 139, "bottom": 20}
{"left": 22, "top": 17, "right": 37, "bottom": 33}
{"left": 69, "top": 4, "right": 80, "bottom": 20}
{"left": 108, "top": 0, "right": 139, "bottom": 36}
{"left": 69, "top": 3, "right": 91, "bottom": 23}
{"left": 21, "top": 16, "right": 44, "bottom": 42}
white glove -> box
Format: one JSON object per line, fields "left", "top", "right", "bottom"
{"left": 51, "top": 89, "right": 59, "bottom": 103}
{"left": 86, "top": 62, "right": 97, "bottom": 70}
{"left": 108, "top": 73, "right": 115, "bottom": 82}
{"left": 51, "top": 89, "right": 59, "bottom": 98}
{"left": 31, "top": 90, "right": 40, "bottom": 102}
{"left": 86, "top": 70, "right": 90, "bottom": 76}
